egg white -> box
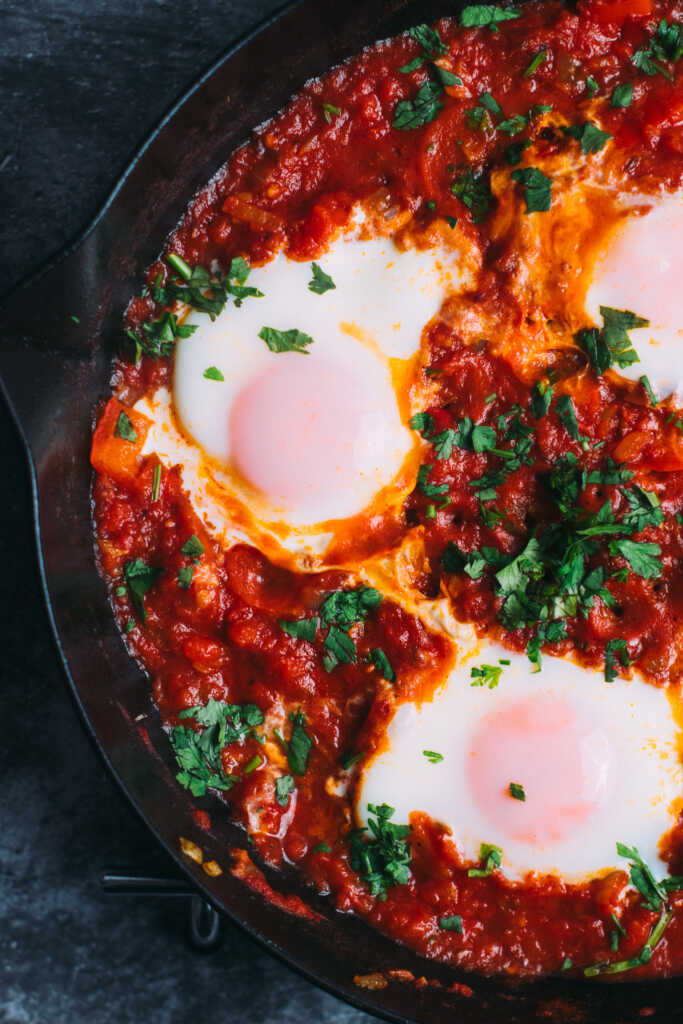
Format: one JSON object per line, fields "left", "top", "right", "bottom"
{"left": 584, "top": 189, "right": 683, "bottom": 400}
{"left": 172, "top": 234, "right": 462, "bottom": 529}
{"left": 357, "top": 640, "right": 683, "bottom": 884}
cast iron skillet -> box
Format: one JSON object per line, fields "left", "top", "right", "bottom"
{"left": 1, "top": 1, "right": 681, "bottom": 1019}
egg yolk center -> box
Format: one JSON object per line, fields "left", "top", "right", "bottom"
{"left": 229, "top": 354, "right": 393, "bottom": 514}
{"left": 466, "top": 694, "right": 614, "bottom": 846}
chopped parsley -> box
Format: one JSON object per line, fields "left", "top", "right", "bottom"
{"left": 556, "top": 394, "right": 586, "bottom": 444}
{"left": 285, "top": 709, "right": 313, "bottom": 776}
{"left": 308, "top": 263, "right": 336, "bottom": 294}
{"left": 350, "top": 803, "right": 412, "bottom": 898}
{"left": 258, "top": 326, "right": 314, "bottom": 353}
{"left": 524, "top": 47, "right": 547, "bottom": 78}
{"left": 170, "top": 700, "right": 264, "bottom": 797}
{"left": 460, "top": 5, "right": 521, "bottom": 32}
{"left": 393, "top": 80, "right": 444, "bottom": 130}
{"left": 439, "top": 914, "right": 463, "bottom": 932}
{"left": 608, "top": 538, "right": 662, "bottom": 580}
{"left": 399, "top": 23, "right": 447, "bottom": 72}
{"left": 451, "top": 169, "right": 494, "bottom": 222}
{"left": 322, "top": 103, "right": 341, "bottom": 123}
{"left": 313, "top": 841, "right": 332, "bottom": 853}
{"left": 585, "top": 75, "right": 599, "bottom": 97}
{"left": 468, "top": 842, "right": 503, "bottom": 877}
{"left": 279, "top": 617, "right": 319, "bottom": 642}
{"left": 162, "top": 253, "right": 263, "bottom": 315}
{"left": 320, "top": 586, "right": 382, "bottom": 627}
{"left": 632, "top": 19, "right": 683, "bottom": 81}
{"left": 114, "top": 411, "right": 137, "bottom": 443}
{"left": 369, "top": 647, "right": 395, "bottom": 682}
{"left": 504, "top": 138, "right": 532, "bottom": 165}
{"left": 531, "top": 379, "right": 554, "bottom": 418}
{"left": 126, "top": 313, "right": 197, "bottom": 361}
{"left": 181, "top": 535, "right": 204, "bottom": 559}
{"left": 508, "top": 782, "right": 526, "bottom": 801}
{"left": 604, "top": 639, "right": 632, "bottom": 683}
{"left": 423, "top": 749, "right": 444, "bottom": 763}
{"left": 576, "top": 306, "right": 647, "bottom": 374}
{"left": 417, "top": 464, "right": 449, "bottom": 498}
{"left": 177, "top": 565, "right": 194, "bottom": 589}
{"left": 562, "top": 120, "right": 612, "bottom": 155}
{"left": 341, "top": 750, "right": 365, "bottom": 771}
{"left": 611, "top": 82, "right": 634, "bottom": 108}
{"left": 584, "top": 843, "right": 683, "bottom": 976}
{"left": 511, "top": 166, "right": 551, "bottom": 212}
{"left": 203, "top": 366, "right": 224, "bottom": 381}
{"left": 281, "top": 586, "right": 383, "bottom": 673}
{"left": 123, "top": 558, "right": 164, "bottom": 623}
{"left": 275, "top": 773, "right": 295, "bottom": 807}
{"left": 470, "top": 663, "right": 503, "bottom": 689}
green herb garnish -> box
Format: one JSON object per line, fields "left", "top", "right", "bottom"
{"left": 511, "top": 166, "right": 552, "bottom": 212}
{"left": 308, "top": 263, "right": 336, "bottom": 294}
{"left": 258, "top": 326, "right": 314, "bottom": 353}
{"left": 350, "top": 803, "right": 412, "bottom": 898}
{"left": 115, "top": 411, "right": 138, "bottom": 443}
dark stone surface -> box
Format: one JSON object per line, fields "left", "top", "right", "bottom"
{"left": 0, "top": 3, "right": 374, "bottom": 1021}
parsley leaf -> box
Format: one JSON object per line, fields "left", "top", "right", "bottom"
{"left": 509, "top": 782, "right": 526, "bottom": 801}
{"left": 460, "top": 5, "right": 520, "bottom": 32}
{"left": 324, "top": 625, "right": 357, "bottom": 667}
{"left": 531, "top": 379, "right": 553, "bottom": 418}
{"left": 511, "top": 166, "right": 552, "bottom": 212}
{"left": 258, "top": 326, "right": 314, "bottom": 353}
{"left": 468, "top": 842, "right": 502, "bottom": 877}
{"left": 605, "top": 638, "right": 631, "bottom": 682}
{"left": 279, "top": 617, "right": 319, "bottom": 642}
{"left": 504, "top": 138, "right": 532, "bottom": 165}
{"left": 451, "top": 170, "right": 494, "bottom": 222}
{"left": 308, "top": 263, "right": 336, "bottom": 295}
{"left": 171, "top": 700, "right": 264, "bottom": 797}
{"left": 556, "top": 394, "right": 583, "bottom": 442}
{"left": 127, "top": 313, "right": 197, "bottom": 360}
{"left": 320, "top": 587, "right": 382, "bottom": 627}
{"left": 275, "top": 774, "right": 295, "bottom": 807}
{"left": 524, "top": 47, "right": 547, "bottom": 78}
{"left": 585, "top": 75, "right": 599, "bottom": 97}
{"left": 470, "top": 663, "right": 503, "bottom": 689}
{"left": 611, "top": 82, "right": 634, "bottom": 108}
{"left": 608, "top": 539, "right": 662, "bottom": 579}
{"left": 577, "top": 305, "right": 647, "bottom": 373}
{"left": 393, "top": 80, "right": 444, "bottom": 129}
{"left": 287, "top": 710, "right": 313, "bottom": 775}
{"left": 562, "top": 121, "right": 612, "bottom": 154}
{"left": 203, "top": 366, "right": 224, "bottom": 381}
{"left": 123, "top": 558, "right": 164, "bottom": 622}
{"left": 417, "top": 464, "right": 449, "bottom": 497}
{"left": 350, "top": 803, "right": 412, "bottom": 898}
{"left": 439, "top": 914, "right": 463, "bottom": 931}
{"left": 181, "top": 535, "right": 204, "bottom": 559}
{"left": 632, "top": 19, "right": 683, "bottom": 81}
{"left": 177, "top": 565, "right": 194, "bottom": 589}
{"left": 114, "top": 411, "right": 137, "bottom": 443}
{"left": 369, "top": 647, "right": 395, "bottom": 682}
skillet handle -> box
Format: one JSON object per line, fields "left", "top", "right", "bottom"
{"left": 0, "top": 233, "right": 109, "bottom": 459}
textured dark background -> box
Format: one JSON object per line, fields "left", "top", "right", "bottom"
{"left": 0, "top": 2, "right": 374, "bottom": 1021}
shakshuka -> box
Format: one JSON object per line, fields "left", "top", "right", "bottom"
{"left": 91, "top": 0, "right": 683, "bottom": 978}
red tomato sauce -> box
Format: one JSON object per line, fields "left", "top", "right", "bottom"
{"left": 93, "top": 0, "right": 683, "bottom": 978}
